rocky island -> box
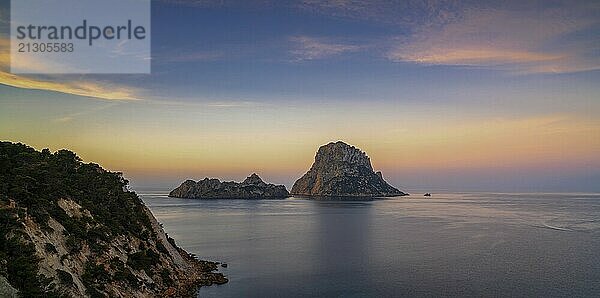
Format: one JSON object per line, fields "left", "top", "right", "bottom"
{"left": 170, "top": 173, "right": 290, "bottom": 199}
{"left": 0, "top": 142, "right": 226, "bottom": 297}
{"left": 291, "top": 141, "right": 407, "bottom": 198}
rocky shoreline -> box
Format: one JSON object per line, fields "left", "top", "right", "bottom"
{"left": 165, "top": 249, "right": 228, "bottom": 296}
{"left": 142, "top": 204, "right": 228, "bottom": 296}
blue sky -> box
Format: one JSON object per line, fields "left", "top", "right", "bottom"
{"left": 0, "top": 0, "right": 599, "bottom": 191}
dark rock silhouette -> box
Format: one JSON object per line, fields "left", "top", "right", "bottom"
{"left": 291, "top": 141, "right": 407, "bottom": 197}
{"left": 169, "top": 173, "right": 289, "bottom": 199}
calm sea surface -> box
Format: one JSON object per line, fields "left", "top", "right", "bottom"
{"left": 138, "top": 191, "right": 600, "bottom": 297}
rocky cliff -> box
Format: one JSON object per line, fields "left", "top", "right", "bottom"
{"left": 169, "top": 173, "right": 290, "bottom": 199}
{"left": 291, "top": 141, "right": 407, "bottom": 197}
{"left": 0, "top": 142, "right": 226, "bottom": 297}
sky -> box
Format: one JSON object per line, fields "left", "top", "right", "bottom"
{"left": 0, "top": 0, "right": 599, "bottom": 192}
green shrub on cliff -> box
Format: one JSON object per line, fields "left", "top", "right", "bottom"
{"left": 127, "top": 249, "right": 160, "bottom": 272}
{"left": 0, "top": 141, "right": 157, "bottom": 295}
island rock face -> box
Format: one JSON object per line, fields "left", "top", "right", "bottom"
{"left": 0, "top": 142, "right": 226, "bottom": 298}
{"left": 169, "top": 173, "right": 290, "bottom": 199}
{"left": 291, "top": 141, "right": 407, "bottom": 197}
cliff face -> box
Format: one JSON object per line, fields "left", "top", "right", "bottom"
{"left": 291, "top": 141, "right": 407, "bottom": 197}
{"left": 0, "top": 142, "right": 226, "bottom": 297}
{"left": 169, "top": 173, "right": 289, "bottom": 199}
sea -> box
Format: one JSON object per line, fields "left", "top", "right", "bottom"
{"left": 137, "top": 191, "right": 600, "bottom": 297}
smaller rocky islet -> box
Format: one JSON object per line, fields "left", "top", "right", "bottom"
{"left": 169, "top": 173, "right": 290, "bottom": 199}
{"left": 170, "top": 141, "right": 407, "bottom": 199}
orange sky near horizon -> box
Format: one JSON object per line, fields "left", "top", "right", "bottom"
{"left": 3, "top": 97, "right": 598, "bottom": 189}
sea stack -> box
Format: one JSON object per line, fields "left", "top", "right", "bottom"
{"left": 169, "top": 173, "right": 290, "bottom": 199}
{"left": 291, "top": 141, "right": 407, "bottom": 198}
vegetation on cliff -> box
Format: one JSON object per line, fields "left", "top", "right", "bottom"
{"left": 0, "top": 141, "right": 226, "bottom": 297}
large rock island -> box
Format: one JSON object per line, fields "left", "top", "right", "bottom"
{"left": 291, "top": 141, "right": 407, "bottom": 198}
{"left": 0, "top": 142, "right": 226, "bottom": 297}
{"left": 170, "top": 173, "right": 290, "bottom": 199}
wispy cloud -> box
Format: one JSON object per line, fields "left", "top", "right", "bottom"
{"left": 53, "top": 102, "right": 121, "bottom": 123}
{"left": 293, "top": 0, "right": 600, "bottom": 74}
{"left": 158, "top": 0, "right": 284, "bottom": 8}
{"left": 156, "top": 1, "right": 599, "bottom": 73}
{"left": 387, "top": 5, "right": 600, "bottom": 73}
{"left": 0, "top": 38, "right": 141, "bottom": 100}
{"left": 297, "top": 0, "right": 460, "bottom": 26}
{"left": 160, "top": 0, "right": 460, "bottom": 27}
{"left": 0, "top": 72, "right": 142, "bottom": 100}
{"left": 289, "top": 36, "right": 362, "bottom": 61}
{"left": 0, "top": 8, "right": 7, "bottom": 25}
{"left": 158, "top": 0, "right": 231, "bottom": 7}
{"left": 159, "top": 51, "right": 224, "bottom": 63}
{"left": 144, "top": 98, "right": 263, "bottom": 108}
